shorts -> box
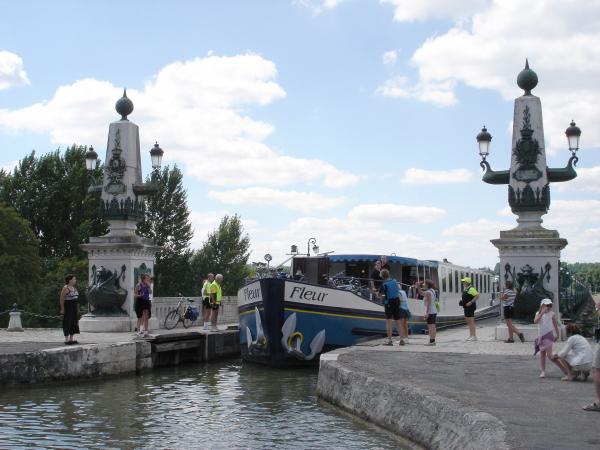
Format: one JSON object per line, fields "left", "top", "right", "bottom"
{"left": 572, "top": 363, "right": 592, "bottom": 372}
{"left": 211, "top": 302, "right": 221, "bottom": 311}
{"left": 426, "top": 314, "right": 437, "bottom": 325}
{"left": 202, "top": 298, "right": 211, "bottom": 309}
{"left": 134, "top": 298, "right": 151, "bottom": 319}
{"left": 503, "top": 306, "right": 514, "bottom": 319}
{"left": 398, "top": 308, "right": 411, "bottom": 320}
{"left": 463, "top": 305, "right": 476, "bottom": 318}
{"left": 593, "top": 343, "right": 600, "bottom": 369}
{"left": 384, "top": 298, "right": 400, "bottom": 320}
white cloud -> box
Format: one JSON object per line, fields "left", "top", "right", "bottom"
{"left": 0, "top": 50, "right": 29, "bottom": 90}
{"left": 442, "top": 218, "right": 512, "bottom": 238}
{"left": 381, "top": 0, "right": 487, "bottom": 22}
{"left": 498, "top": 200, "right": 600, "bottom": 262}
{"left": 401, "top": 167, "right": 473, "bottom": 184}
{"left": 189, "top": 210, "right": 258, "bottom": 249}
{"left": 294, "top": 0, "right": 347, "bottom": 14}
{"left": 348, "top": 203, "right": 445, "bottom": 223}
{"left": 0, "top": 53, "right": 358, "bottom": 189}
{"left": 380, "top": 0, "right": 600, "bottom": 152}
{"left": 0, "top": 160, "right": 18, "bottom": 173}
{"left": 382, "top": 50, "right": 399, "bottom": 65}
{"left": 207, "top": 187, "right": 346, "bottom": 213}
{"left": 555, "top": 166, "right": 600, "bottom": 193}
{"left": 376, "top": 75, "right": 457, "bottom": 107}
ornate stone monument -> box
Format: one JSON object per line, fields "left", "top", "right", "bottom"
{"left": 478, "top": 61, "right": 581, "bottom": 325}
{"left": 79, "top": 91, "right": 163, "bottom": 332}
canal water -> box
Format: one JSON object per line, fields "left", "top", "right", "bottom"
{"left": 0, "top": 359, "right": 403, "bottom": 449}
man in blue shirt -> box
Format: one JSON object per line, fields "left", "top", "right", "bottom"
{"left": 379, "top": 269, "right": 407, "bottom": 346}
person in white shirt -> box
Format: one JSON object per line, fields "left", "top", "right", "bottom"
{"left": 550, "top": 323, "right": 592, "bottom": 381}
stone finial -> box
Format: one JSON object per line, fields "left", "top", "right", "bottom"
{"left": 517, "top": 59, "right": 538, "bottom": 95}
{"left": 115, "top": 88, "right": 134, "bottom": 120}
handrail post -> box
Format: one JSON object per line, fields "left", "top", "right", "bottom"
{"left": 7, "top": 303, "right": 24, "bottom": 332}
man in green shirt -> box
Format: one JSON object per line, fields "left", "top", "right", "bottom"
{"left": 201, "top": 273, "right": 214, "bottom": 330}
{"left": 209, "top": 273, "right": 223, "bottom": 332}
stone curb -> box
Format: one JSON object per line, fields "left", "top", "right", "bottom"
{"left": 317, "top": 357, "right": 509, "bottom": 450}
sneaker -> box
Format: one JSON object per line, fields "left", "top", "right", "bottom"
{"left": 143, "top": 331, "right": 150, "bottom": 338}
{"left": 539, "top": 371, "right": 546, "bottom": 378}
{"left": 383, "top": 339, "right": 393, "bottom": 346}
{"left": 399, "top": 340, "right": 406, "bottom": 346}
{"left": 518, "top": 333, "right": 525, "bottom": 343}
{"left": 203, "top": 323, "right": 209, "bottom": 330}
{"left": 425, "top": 341, "right": 436, "bottom": 346}
{"left": 210, "top": 326, "right": 219, "bottom": 332}
{"left": 504, "top": 339, "right": 515, "bottom": 343}
{"left": 465, "top": 336, "right": 474, "bottom": 342}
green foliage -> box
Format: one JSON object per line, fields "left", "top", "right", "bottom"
{"left": 0, "top": 146, "right": 107, "bottom": 258}
{"left": 563, "top": 262, "right": 600, "bottom": 293}
{"left": 0, "top": 203, "right": 41, "bottom": 325}
{"left": 138, "top": 165, "right": 194, "bottom": 296}
{"left": 190, "top": 215, "right": 250, "bottom": 295}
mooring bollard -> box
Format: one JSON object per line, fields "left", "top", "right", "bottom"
{"left": 7, "top": 303, "right": 24, "bottom": 332}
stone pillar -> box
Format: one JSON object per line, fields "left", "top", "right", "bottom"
{"left": 481, "top": 62, "right": 577, "bottom": 330}
{"left": 79, "top": 91, "right": 162, "bottom": 332}
{"left": 492, "top": 229, "right": 567, "bottom": 321}
{"left": 7, "top": 310, "right": 24, "bottom": 331}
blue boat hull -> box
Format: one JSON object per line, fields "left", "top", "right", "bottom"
{"left": 239, "top": 278, "right": 498, "bottom": 366}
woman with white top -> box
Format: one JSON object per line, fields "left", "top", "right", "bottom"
{"left": 550, "top": 323, "right": 593, "bottom": 381}
{"left": 533, "top": 298, "right": 560, "bottom": 378}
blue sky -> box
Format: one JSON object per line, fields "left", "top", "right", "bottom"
{"left": 0, "top": 0, "right": 599, "bottom": 267}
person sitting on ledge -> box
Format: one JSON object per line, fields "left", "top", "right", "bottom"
{"left": 550, "top": 323, "right": 593, "bottom": 381}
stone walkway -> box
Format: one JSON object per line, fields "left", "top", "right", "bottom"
{"left": 0, "top": 324, "right": 237, "bottom": 355}
{"left": 321, "top": 320, "right": 600, "bottom": 450}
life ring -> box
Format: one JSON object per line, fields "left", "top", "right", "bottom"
{"left": 287, "top": 331, "right": 304, "bottom": 348}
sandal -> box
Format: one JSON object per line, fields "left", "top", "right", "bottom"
{"left": 583, "top": 402, "right": 600, "bottom": 412}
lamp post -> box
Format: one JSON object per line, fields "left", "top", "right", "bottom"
{"left": 307, "top": 237, "right": 319, "bottom": 257}
{"left": 480, "top": 60, "right": 580, "bottom": 325}
{"left": 150, "top": 141, "right": 164, "bottom": 180}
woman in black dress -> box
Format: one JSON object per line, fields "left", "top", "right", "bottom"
{"left": 60, "top": 274, "right": 80, "bottom": 345}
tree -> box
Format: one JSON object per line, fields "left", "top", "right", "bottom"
{"left": 191, "top": 215, "right": 250, "bottom": 295}
{"left": 0, "top": 146, "right": 106, "bottom": 258}
{"left": 0, "top": 203, "right": 41, "bottom": 325}
{"left": 138, "top": 165, "right": 194, "bottom": 296}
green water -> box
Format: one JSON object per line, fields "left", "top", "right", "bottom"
{"left": 0, "top": 360, "right": 403, "bottom": 449}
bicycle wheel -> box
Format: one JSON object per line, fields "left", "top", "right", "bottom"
{"left": 164, "top": 310, "right": 180, "bottom": 330}
{"left": 183, "top": 316, "right": 193, "bottom": 328}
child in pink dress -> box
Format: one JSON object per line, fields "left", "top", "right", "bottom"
{"left": 533, "top": 298, "right": 560, "bottom": 378}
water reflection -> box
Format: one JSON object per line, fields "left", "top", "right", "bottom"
{"left": 0, "top": 360, "right": 401, "bottom": 449}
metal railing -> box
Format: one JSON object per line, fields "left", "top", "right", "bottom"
{"left": 152, "top": 296, "right": 238, "bottom": 328}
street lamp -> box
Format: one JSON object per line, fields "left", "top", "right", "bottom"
{"left": 476, "top": 126, "right": 492, "bottom": 161}
{"left": 150, "top": 141, "right": 164, "bottom": 178}
{"left": 85, "top": 145, "right": 98, "bottom": 171}
{"left": 307, "top": 237, "right": 318, "bottom": 256}
{"left": 565, "top": 121, "right": 581, "bottom": 156}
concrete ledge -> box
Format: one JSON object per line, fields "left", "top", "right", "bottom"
{"left": 317, "top": 358, "right": 509, "bottom": 450}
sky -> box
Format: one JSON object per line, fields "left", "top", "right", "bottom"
{"left": 0, "top": 0, "right": 599, "bottom": 269}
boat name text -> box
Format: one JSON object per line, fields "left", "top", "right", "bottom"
{"left": 290, "top": 286, "right": 328, "bottom": 303}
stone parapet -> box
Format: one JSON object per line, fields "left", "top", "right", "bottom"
{"left": 318, "top": 355, "right": 508, "bottom": 450}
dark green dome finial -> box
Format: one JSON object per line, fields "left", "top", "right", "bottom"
{"left": 115, "top": 88, "right": 134, "bottom": 120}
{"left": 517, "top": 59, "right": 538, "bottom": 95}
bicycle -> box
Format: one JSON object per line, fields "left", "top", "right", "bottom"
{"left": 163, "top": 295, "right": 199, "bottom": 330}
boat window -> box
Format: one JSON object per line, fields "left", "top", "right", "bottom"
{"left": 454, "top": 270, "right": 459, "bottom": 293}
{"left": 441, "top": 268, "right": 447, "bottom": 292}
{"left": 448, "top": 269, "right": 453, "bottom": 292}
